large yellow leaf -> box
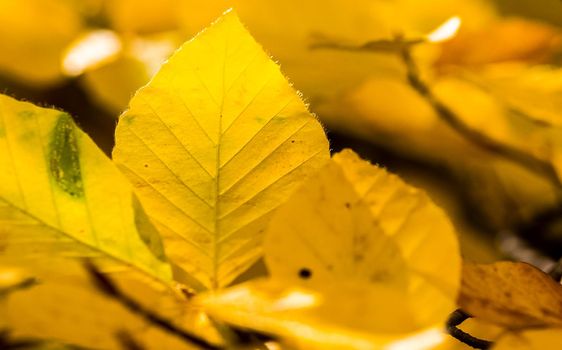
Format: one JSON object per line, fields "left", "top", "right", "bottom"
{"left": 200, "top": 149, "right": 460, "bottom": 348}
{"left": 265, "top": 149, "right": 460, "bottom": 312}
{"left": 113, "top": 11, "right": 330, "bottom": 289}
{"left": 0, "top": 94, "right": 171, "bottom": 282}
{"left": 459, "top": 261, "right": 562, "bottom": 329}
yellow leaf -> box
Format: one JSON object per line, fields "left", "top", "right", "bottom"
{"left": 0, "top": 260, "right": 220, "bottom": 350}
{"left": 265, "top": 149, "right": 460, "bottom": 316}
{"left": 113, "top": 11, "right": 330, "bottom": 289}
{"left": 493, "top": 328, "right": 562, "bottom": 350}
{"left": 465, "top": 64, "right": 562, "bottom": 128}
{"left": 459, "top": 261, "right": 562, "bottom": 329}
{"left": 0, "top": 0, "right": 82, "bottom": 85}
{"left": 332, "top": 149, "right": 461, "bottom": 296}
{"left": 0, "top": 94, "right": 171, "bottom": 282}
{"left": 200, "top": 149, "right": 460, "bottom": 348}
{"left": 199, "top": 279, "right": 448, "bottom": 350}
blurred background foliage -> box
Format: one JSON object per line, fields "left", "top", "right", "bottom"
{"left": 2, "top": 0, "right": 562, "bottom": 268}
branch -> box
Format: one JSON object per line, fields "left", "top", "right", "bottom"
{"left": 399, "top": 45, "right": 562, "bottom": 190}
{"left": 83, "top": 261, "right": 223, "bottom": 350}
{"left": 446, "top": 309, "right": 493, "bottom": 349}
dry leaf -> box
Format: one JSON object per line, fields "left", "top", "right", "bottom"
{"left": 459, "top": 261, "right": 562, "bottom": 329}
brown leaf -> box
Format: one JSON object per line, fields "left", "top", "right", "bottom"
{"left": 459, "top": 261, "right": 562, "bottom": 329}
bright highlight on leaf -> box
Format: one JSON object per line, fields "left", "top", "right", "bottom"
{"left": 0, "top": 94, "right": 171, "bottom": 282}
{"left": 199, "top": 279, "right": 448, "bottom": 350}
{"left": 427, "top": 16, "right": 462, "bottom": 43}
{"left": 113, "top": 10, "right": 330, "bottom": 289}
{"left": 62, "top": 29, "right": 122, "bottom": 77}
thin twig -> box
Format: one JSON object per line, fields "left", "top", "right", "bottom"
{"left": 0, "top": 277, "right": 38, "bottom": 298}
{"left": 446, "top": 309, "right": 493, "bottom": 349}
{"left": 310, "top": 37, "right": 423, "bottom": 53}
{"left": 399, "top": 45, "right": 562, "bottom": 190}
{"left": 83, "top": 261, "right": 223, "bottom": 350}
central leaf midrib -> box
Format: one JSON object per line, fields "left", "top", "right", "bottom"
{"left": 211, "top": 31, "right": 230, "bottom": 289}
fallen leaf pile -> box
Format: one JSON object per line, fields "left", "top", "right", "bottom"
{"left": 1, "top": 7, "right": 562, "bottom": 350}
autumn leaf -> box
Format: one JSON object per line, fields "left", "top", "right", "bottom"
{"left": 199, "top": 149, "right": 460, "bottom": 349}
{"left": 303, "top": 4, "right": 562, "bottom": 238}
{"left": 0, "top": 93, "right": 171, "bottom": 282}
{"left": 200, "top": 279, "right": 449, "bottom": 350}
{"left": 462, "top": 64, "right": 562, "bottom": 128}
{"left": 264, "top": 149, "right": 460, "bottom": 315}
{"left": 459, "top": 261, "right": 562, "bottom": 329}
{"left": 113, "top": 10, "right": 330, "bottom": 290}
{"left": 0, "top": 260, "right": 221, "bottom": 350}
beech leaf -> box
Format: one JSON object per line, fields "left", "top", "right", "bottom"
{"left": 113, "top": 10, "right": 330, "bottom": 289}
{"left": 0, "top": 94, "right": 171, "bottom": 281}
{"left": 459, "top": 261, "right": 562, "bottom": 329}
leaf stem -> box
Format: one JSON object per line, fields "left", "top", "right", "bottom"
{"left": 83, "top": 261, "right": 223, "bottom": 350}
{"left": 446, "top": 309, "right": 493, "bottom": 349}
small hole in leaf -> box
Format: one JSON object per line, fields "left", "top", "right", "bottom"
{"left": 299, "top": 268, "right": 312, "bottom": 279}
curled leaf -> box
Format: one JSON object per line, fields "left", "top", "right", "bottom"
{"left": 459, "top": 261, "right": 562, "bottom": 329}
